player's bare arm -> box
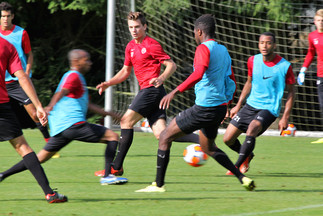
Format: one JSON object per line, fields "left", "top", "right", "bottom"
{"left": 25, "top": 50, "right": 33, "bottom": 77}
{"left": 230, "top": 75, "right": 252, "bottom": 118}
{"left": 150, "top": 59, "right": 177, "bottom": 88}
{"left": 88, "top": 103, "right": 122, "bottom": 122}
{"left": 96, "top": 65, "right": 132, "bottom": 95}
{"left": 15, "top": 70, "right": 47, "bottom": 126}
{"left": 278, "top": 84, "right": 295, "bottom": 132}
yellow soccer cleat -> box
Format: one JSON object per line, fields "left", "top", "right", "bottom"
{"left": 135, "top": 182, "right": 165, "bottom": 192}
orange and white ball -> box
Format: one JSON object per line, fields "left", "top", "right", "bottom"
{"left": 183, "top": 144, "right": 208, "bottom": 167}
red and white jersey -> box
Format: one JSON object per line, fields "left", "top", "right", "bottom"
{"left": 0, "top": 37, "right": 23, "bottom": 103}
{"left": 302, "top": 30, "right": 323, "bottom": 77}
{"left": 124, "top": 36, "right": 171, "bottom": 89}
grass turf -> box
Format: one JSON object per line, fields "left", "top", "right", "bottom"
{"left": 0, "top": 129, "right": 323, "bottom": 216}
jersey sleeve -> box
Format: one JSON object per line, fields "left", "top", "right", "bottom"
{"left": 8, "top": 46, "right": 23, "bottom": 76}
{"left": 177, "top": 45, "right": 210, "bottom": 92}
{"left": 247, "top": 56, "right": 254, "bottom": 77}
{"left": 285, "top": 65, "right": 295, "bottom": 85}
{"left": 21, "top": 30, "right": 32, "bottom": 54}
{"left": 124, "top": 43, "right": 132, "bottom": 66}
{"left": 302, "top": 32, "right": 315, "bottom": 68}
{"left": 61, "top": 73, "right": 83, "bottom": 98}
{"left": 149, "top": 41, "right": 171, "bottom": 63}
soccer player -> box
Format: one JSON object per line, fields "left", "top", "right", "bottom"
{"left": 136, "top": 14, "right": 255, "bottom": 193}
{"left": 223, "top": 32, "right": 295, "bottom": 175}
{"left": 0, "top": 2, "right": 51, "bottom": 144}
{"left": 297, "top": 9, "right": 323, "bottom": 143}
{"left": 0, "top": 49, "right": 128, "bottom": 186}
{"left": 96, "top": 11, "right": 199, "bottom": 183}
{"left": 0, "top": 36, "right": 67, "bottom": 203}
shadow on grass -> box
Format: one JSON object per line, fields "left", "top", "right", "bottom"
{"left": 252, "top": 172, "right": 323, "bottom": 178}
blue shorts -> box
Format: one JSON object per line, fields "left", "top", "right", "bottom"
{"left": 176, "top": 104, "right": 227, "bottom": 139}
{"left": 129, "top": 85, "right": 166, "bottom": 126}
{"left": 44, "top": 122, "right": 107, "bottom": 152}
{"left": 230, "top": 103, "right": 276, "bottom": 136}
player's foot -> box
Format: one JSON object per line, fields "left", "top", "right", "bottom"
{"left": 240, "top": 154, "right": 254, "bottom": 173}
{"left": 51, "top": 152, "right": 60, "bottom": 159}
{"left": 46, "top": 192, "right": 68, "bottom": 203}
{"left": 226, "top": 170, "right": 234, "bottom": 175}
{"left": 95, "top": 167, "right": 124, "bottom": 177}
{"left": 135, "top": 182, "right": 165, "bottom": 193}
{"left": 100, "top": 174, "right": 128, "bottom": 185}
{"left": 0, "top": 173, "right": 4, "bottom": 182}
{"left": 242, "top": 177, "right": 256, "bottom": 191}
{"left": 311, "top": 138, "right": 323, "bottom": 143}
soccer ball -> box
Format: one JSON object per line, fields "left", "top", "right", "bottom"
{"left": 281, "top": 124, "right": 297, "bottom": 137}
{"left": 183, "top": 144, "right": 208, "bottom": 167}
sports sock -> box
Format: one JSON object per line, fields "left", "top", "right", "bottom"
{"left": 228, "top": 139, "right": 241, "bottom": 153}
{"left": 23, "top": 152, "right": 53, "bottom": 195}
{"left": 173, "top": 133, "right": 199, "bottom": 144}
{"left": 235, "top": 136, "right": 256, "bottom": 168}
{"left": 155, "top": 149, "right": 170, "bottom": 187}
{"left": 104, "top": 141, "right": 118, "bottom": 177}
{"left": 113, "top": 129, "right": 133, "bottom": 170}
{"left": 36, "top": 122, "right": 50, "bottom": 140}
{"left": 211, "top": 147, "right": 244, "bottom": 183}
{"left": 1, "top": 160, "right": 27, "bottom": 180}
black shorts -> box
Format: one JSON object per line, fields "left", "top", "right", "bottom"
{"left": 317, "top": 77, "right": 323, "bottom": 115}
{"left": 6, "top": 81, "right": 32, "bottom": 105}
{"left": 0, "top": 103, "right": 23, "bottom": 141}
{"left": 230, "top": 103, "right": 276, "bottom": 136}
{"left": 129, "top": 85, "right": 166, "bottom": 126}
{"left": 176, "top": 104, "right": 227, "bottom": 139}
{"left": 44, "top": 122, "right": 107, "bottom": 152}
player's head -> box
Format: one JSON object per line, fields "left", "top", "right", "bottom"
{"left": 314, "top": 9, "right": 323, "bottom": 32}
{"left": 194, "top": 14, "right": 215, "bottom": 44}
{"left": 258, "top": 32, "right": 276, "bottom": 57}
{"left": 127, "top": 12, "right": 147, "bottom": 41}
{"left": 0, "top": 2, "right": 14, "bottom": 29}
{"left": 68, "top": 49, "right": 92, "bottom": 74}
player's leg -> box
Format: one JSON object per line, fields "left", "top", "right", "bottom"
{"left": 149, "top": 109, "right": 199, "bottom": 144}
{"left": 135, "top": 117, "right": 185, "bottom": 192}
{"left": 113, "top": 109, "right": 143, "bottom": 170}
{"left": 223, "top": 123, "right": 243, "bottom": 153}
{"left": 311, "top": 80, "right": 323, "bottom": 143}
{"left": 9, "top": 135, "right": 67, "bottom": 202}
{"left": 1, "top": 137, "right": 65, "bottom": 181}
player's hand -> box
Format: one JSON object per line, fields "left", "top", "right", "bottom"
{"left": 278, "top": 118, "right": 288, "bottom": 135}
{"left": 44, "top": 106, "right": 53, "bottom": 115}
{"left": 221, "top": 108, "right": 230, "bottom": 124}
{"left": 229, "top": 105, "right": 240, "bottom": 118}
{"left": 36, "top": 107, "right": 48, "bottom": 126}
{"left": 105, "top": 111, "right": 122, "bottom": 123}
{"left": 160, "top": 90, "right": 177, "bottom": 110}
{"left": 96, "top": 82, "right": 109, "bottom": 95}
{"left": 297, "top": 67, "right": 307, "bottom": 85}
{"left": 149, "top": 77, "right": 164, "bottom": 88}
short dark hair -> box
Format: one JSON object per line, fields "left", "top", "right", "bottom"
{"left": 127, "top": 11, "right": 147, "bottom": 26}
{"left": 194, "top": 14, "right": 215, "bottom": 37}
{"left": 260, "top": 32, "right": 276, "bottom": 43}
{"left": 0, "top": 2, "right": 14, "bottom": 14}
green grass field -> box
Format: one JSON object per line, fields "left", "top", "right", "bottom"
{"left": 1, "top": 129, "right": 323, "bottom": 216}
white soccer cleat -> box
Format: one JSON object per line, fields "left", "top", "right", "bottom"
{"left": 100, "top": 174, "right": 128, "bottom": 185}
{"left": 135, "top": 182, "right": 165, "bottom": 192}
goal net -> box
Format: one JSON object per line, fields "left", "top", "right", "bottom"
{"left": 113, "top": 0, "right": 323, "bottom": 132}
